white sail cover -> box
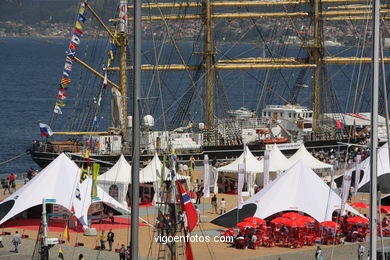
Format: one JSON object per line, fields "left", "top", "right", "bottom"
{"left": 0, "top": 153, "right": 129, "bottom": 229}
{"left": 217, "top": 146, "right": 262, "bottom": 174}
{"left": 258, "top": 144, "right": 292, "bottom": 172}
{"left": 97, "top": 154, "right": 131, "bottom": 184}
{"left": 288, "top": 144, "right": 332, "bottom": 169}
{"left": 211, "top": 160, "right": 361, "bottom": 227}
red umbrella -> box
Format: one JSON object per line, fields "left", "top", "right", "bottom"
{"left": 271, "top": 217, "right": 291, "bottom": 225}
{"left": 244, "top": 217, "right": 266, "bottom": 225}
{"left": 350, "top": 202, "right": 369, "bottom": 208}
{"left": 299, "top": 216, "right": 317, "bottom": 224}
{"left": 282, "top": 212, "right": 302, "bottom": 220}
{"left": 236, "top": 221, "right": 257, "bottom": 228}
{"left": 284, "top": 219, "right": 305, "bottom": 228}
{"left": 347, "top": 216, "right": 369, "bottom": 224}
{"left": 319, "top": 221, "right": 340, "bottom": 228}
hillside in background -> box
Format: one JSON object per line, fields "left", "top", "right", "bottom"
{"left": 0, "top": 0, "right": 116, "bottom": 24}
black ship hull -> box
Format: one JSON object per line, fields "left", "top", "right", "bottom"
{"left": 31, "top": 137, "right": 367, "bottom": 169}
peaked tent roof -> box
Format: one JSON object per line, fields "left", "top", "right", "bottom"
{"left": 0, "top": 153, "right": 129, "bottom": 229}
{"left": 289, "top": 144, "right": 332, "bottom": 169}
{"left": 217, "top": 146, "right": 262, "bottom": 174}
{"left": 139, "top": 154, "right": 189, "bottom": 183}
{"left": 211, "top": 160, "right": 361, "bottom": 227}
{"left": 258, "top": 144, "right": 293, "bottom": 172}
{"left": 97, "top": 154, "right": 131, "bottom": 184}
{"left": 357, "top": 143, "right": 390, "bottom": 193}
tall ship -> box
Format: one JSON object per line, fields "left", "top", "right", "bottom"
{"left": 31, "top": 0, "right": 390, "bottom": 168}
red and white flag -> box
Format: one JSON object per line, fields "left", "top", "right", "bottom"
{"left": 177, "top": 181, "right": 198, "bottom": 232}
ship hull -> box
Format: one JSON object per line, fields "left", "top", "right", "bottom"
{"left": 31, "top": 137, "right": 367, "bottom": 169}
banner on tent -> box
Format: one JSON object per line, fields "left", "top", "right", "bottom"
{"left": 340, "top": 169, "right": 352, "bottom": 215}
{"left": 238, "top": 163, "right": 245, "bottom": 209}
{"left": 263, "top": 150, "right": 270, "bottom": 187}
{"left": 203, "top": 155, "right": 210, "bottom": 198}
{"left": 265, "top": 142, "right": 302, "bottom": 151}
{"left": 354, "top": 155, "right": 361, "bottom": 195}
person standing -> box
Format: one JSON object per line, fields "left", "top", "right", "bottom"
{"left": 220, "top": 198, "right": 226, "bottom": 214}
{"left": 358, "top": 244, "right": 365, "bottom": 260}
{"left": 12, "top": 231, "right": 21, "bottom": 253}
{"left": 211, "top": 194, "right": 218, "bottom": 214}
{"left": 315, "top": 246, "right": 323, "bottom": 260}
{"left": 99, "top": 230, "right": 107, "bottom": 250}
{"left": 107, "top": 229, "right": 115, "bottom": 251}
{"left": 119, "top": 244, "right": 126, "bottom": 260}
{"left": 9, "top": 173, "right": 15, "bottom": 193}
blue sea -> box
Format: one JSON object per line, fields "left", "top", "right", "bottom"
{"left": 0, "top": 37, "right": 377, "bottom": 176}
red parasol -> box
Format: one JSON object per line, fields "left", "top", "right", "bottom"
{"left": 284, "top": 219, "right": 305, "bottom": 228}
{"left": 270, "top": 217, "right": 291, "bottom": 225}
{"left": 282, "top": 212, "right": 302, "bottom": 220}
{"left": 244, "top": 217, "right": 266, "bottom": 225}
{"left": 299, "top": 216, "right": 317, "bottom": 224}
{"left": 319, "top": 221, "right": 340, "bottom": 228}
{"left": 350, "top": 202, "right": 369, "bottom": 208}
{"left": 236, "top": 221, "right": 258, "bottom": 228}
{"left": 347, "top": 216, "right": 369, "bottom": 224}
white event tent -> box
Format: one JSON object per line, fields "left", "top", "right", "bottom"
{"left": 217, "top": 146, "right": 262, "bottom": 195}
{"left": 0, "top": 153, "right": 129, "bottom": 229}
{"left": 356, "top": 143, "right": 390, "bottom": 193}
{"left": 211, "top": 160, "right": 361, "bottom": 228}
{"left": 258, "top": 144, "right": 292, "bottom": 172}
{"left": 288, "top": 144, "right": 333, "bottom": 170}
{"left": 98, "top": 154, "right": 190, "bottom": 206}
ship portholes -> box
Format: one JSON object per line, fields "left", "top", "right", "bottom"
{"left": 108, "top": 184, "right": 119, "bottom": 201}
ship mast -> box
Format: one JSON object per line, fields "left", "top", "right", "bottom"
{"left": 119, "top": 0, "right": 129, "bottom": 142}
{"left": 205, "top": 0, "right": 215, "bottom": 142}
{"left": 312, "top": 0, "right": 320, "bottom": 130}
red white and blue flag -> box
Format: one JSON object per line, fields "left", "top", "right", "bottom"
{"left": 39, "top": 123, "right": 53, "bottom": 137}
{"left": 177, "top": 181, "right": 198, "bottom": 232}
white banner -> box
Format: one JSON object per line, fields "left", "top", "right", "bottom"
{"left": 263, "top": 150, "right": 270, "bottom": 187}
{"left": 203, "top": 154, "right": 210, "bottom": 198}
{"left": 340, "top": 169, "right": 352, "bottom": 215}
{"left": 238, "top": 163, "right": 245, "bottom": 209}
{"left": 354, "top": 155, "right": 362, "bottom": 195}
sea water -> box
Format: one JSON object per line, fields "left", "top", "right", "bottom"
{"left": 0, "top": 37, "right": 378, "bottom": 175}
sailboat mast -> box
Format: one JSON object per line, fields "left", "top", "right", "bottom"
{"left": 312, "top": 0, "right": 320, "bottom": 130}
{"left": 205, "top": 0, "right": 214, "bottom": 142}
{"left": 370, "top": 0, "right": 380, "bottom": 258}
{"left": 119, "top": 0, "right": 129, "bottom": 142}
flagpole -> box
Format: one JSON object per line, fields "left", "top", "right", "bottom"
{"left": 369, "top": 0, "right": 380, "bottom": 258}
{"left": 131, "top": 0, "right": 140, "bottom": 256}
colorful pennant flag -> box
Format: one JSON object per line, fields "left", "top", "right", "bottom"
{"left": 58, "top": 246, "right": 64, "bottom": 259}
{"left": 63, "top": 223, "right": 70, "bottom": 242}
{"left": 91, "top": 163, "right": 100, "bottom": 198}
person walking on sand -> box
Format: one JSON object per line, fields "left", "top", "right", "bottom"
{"left": 211, "top": 194, "right": 218, "bottom": 214}
{"left": 220, "top": 198, "right": 226, "bottom": 214}
{"left": 315, "top": 246, "right": 323, "bottom": 260}
{"left": 99, "top": 230, "right": 107, "bottom": 250}
{"left": 107, "top": 229, "right": 115, "bottom": 251}
{"left": 358, "top": 244, "right": 365, "bottom": 260}
{"left": 12, "top": 231, "right": 21, "bottom": 253}
{"left": 119, "top": 244, "right": 126, "bottom": 260}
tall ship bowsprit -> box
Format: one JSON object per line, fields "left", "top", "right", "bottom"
{"left": 31, "top": 0, "right": 390, "bottom": 169}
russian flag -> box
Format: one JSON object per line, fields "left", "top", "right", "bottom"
{"left": 39, "top": 123, "right": 53, "bottom": 137}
